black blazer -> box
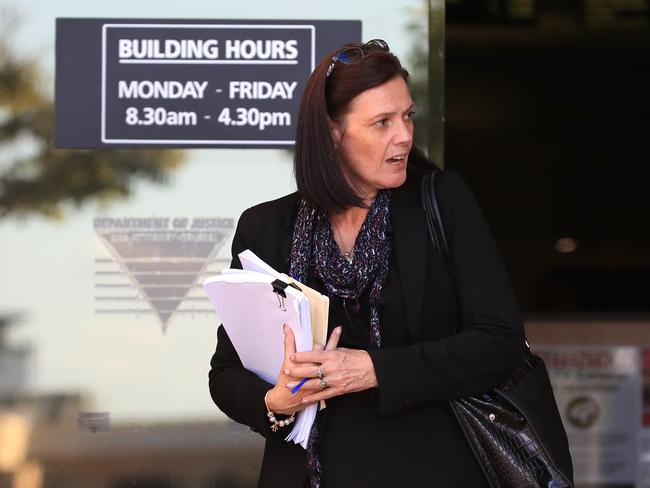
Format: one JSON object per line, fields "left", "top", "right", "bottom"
{"left": 209, "top": 169, "right": 526, "bottom": 487}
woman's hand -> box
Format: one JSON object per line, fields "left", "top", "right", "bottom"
{"left": 284, "top": 335, "right": 378, "bottom": 404}
{"left": 265, "top": 324, "right": 340, "bottom": 415}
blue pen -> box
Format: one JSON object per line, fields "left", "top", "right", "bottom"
{"left": 290, "top": 377, "right": 309, "bottom": 394}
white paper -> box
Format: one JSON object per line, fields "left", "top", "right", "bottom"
{"left": 203, "top": 273, "right": 305, "bottom": 383}
{"left": 203, "top": 251, "right": 318, "bottom": 448}
{"left": 239, "top": 249, "right": 282, "bottom": 277}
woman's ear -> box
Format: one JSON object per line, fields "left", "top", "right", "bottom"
{"left": 329, "top": 118, "right": 343, "bottom": 149}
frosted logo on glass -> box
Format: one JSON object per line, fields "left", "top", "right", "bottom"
{"left": 94, "top": 216, "right": 234, "bottom": 332}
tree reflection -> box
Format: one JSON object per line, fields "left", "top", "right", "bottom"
{"left": 0, "top": 13, "right": 184, "bottom": 220}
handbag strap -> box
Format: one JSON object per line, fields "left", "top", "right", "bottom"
{"left": 420, "top": 170, "right": 457, "bottom": 335}
{"left": 420, "top": 170, "right": 450, "bottom": 266}
{"left": 420, "top": 170, "right": 531, "bottom": 351}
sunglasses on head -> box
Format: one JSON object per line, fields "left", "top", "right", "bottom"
{"left": 326, "top": 39, "right": 390, "bottom": 78}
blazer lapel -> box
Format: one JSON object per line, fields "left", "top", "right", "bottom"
{"left": 390, "top": 173, "right": 429, "bottom": 341}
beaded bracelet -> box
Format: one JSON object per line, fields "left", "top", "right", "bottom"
{"left": 264, "top": 391, "right": 296, "bottom": 432}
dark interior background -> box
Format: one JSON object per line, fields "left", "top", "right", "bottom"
{"left": 445, "top": 0, "right": 650, "bottom": 314}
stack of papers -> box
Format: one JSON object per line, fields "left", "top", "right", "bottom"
{"left": 203, "top": 250, "right": 329, "bottom": 448}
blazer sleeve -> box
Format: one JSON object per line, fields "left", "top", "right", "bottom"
{"left": 368, "top": 170, "right": 527, "bottom": 414}
{"left": 207, "top": 208, "right": 290, "bottom": 439}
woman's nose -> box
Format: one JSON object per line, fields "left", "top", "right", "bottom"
{"left": 394, "top": 119, "right": 413, "bottom": 146}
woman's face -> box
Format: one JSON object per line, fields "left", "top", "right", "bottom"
{"left": 331, "top": 76, "right": 414, "bottom": 202}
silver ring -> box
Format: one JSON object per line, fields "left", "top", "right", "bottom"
{"left": 317, "top": 366, "right": 324, "bottom": 379}
{"left": 319, "top": 378, "right": 329, "bottom": 389}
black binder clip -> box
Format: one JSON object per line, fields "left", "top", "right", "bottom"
{"left": 271, "top": 279, "right": 302, "bottom": 312}
{"left": 271, "top": 279, "right": 289, "bottom": 311}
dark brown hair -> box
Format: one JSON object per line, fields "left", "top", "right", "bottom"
{"left": 294, "top": 43, "right": 414, "bottom": 213}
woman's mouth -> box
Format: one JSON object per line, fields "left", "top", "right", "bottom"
{"left": 386, "top": 154, "right": 407, "bottom": 164}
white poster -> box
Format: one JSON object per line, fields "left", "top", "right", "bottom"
{"left": 638, "top": 348, "right": 650, "bottom": 488}
{"left": 535, "top": 346, "right": 642, "bottom": 486}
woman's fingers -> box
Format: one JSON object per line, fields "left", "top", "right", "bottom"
{"left": 284, "top": 364, "right": 320, "bottom": 379}
{"left": 286, "top": 377, "right": 330, "bottom": 391}
{"left": 283, "top": 323, "right": 297, "bottom": 358}
{"left": 286, "top": 349, "right": 378, "bottom": 395}
{"left": 283, "top": 327, "right": 341, "bottom": 378}
{"left": 291, "top": 327, "right": 343, "bottom": 364}
{"left": 280, "top": 326, "right": 348, "bottom": 397}
{"left": 285, "top": 352, "right": 337, "bottom": 377}
{"left": 269, "top": 324, "right": 335, "bottom": 414}
{"left": 325, "top": 326, "right": 342, "bottom": 350}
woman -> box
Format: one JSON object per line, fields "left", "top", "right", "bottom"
{"left": 209, "top": 39, "right": 526, "bottom": 488}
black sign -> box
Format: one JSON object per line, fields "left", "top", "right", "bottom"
{"left": 55, "top": 19, "right": 361, "bottom": 148}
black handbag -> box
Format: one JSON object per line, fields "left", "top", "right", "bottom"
{"left": 421, "top": 170, "right": 574, "bottom": 488}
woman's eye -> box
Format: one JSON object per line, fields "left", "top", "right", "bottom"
{"left": 406, "top": 111, "right": 416, "bottom": 120}
{"left": 375, "top": 119, "right": 388, "bottom": 127}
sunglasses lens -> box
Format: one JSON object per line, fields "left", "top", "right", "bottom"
{"left": 336, "top": 47, "right": 363, "bottom": 64}
{"left": 365, "top": 39, "right": 389, "bottom": 51}
{"left": 327, "top": 40, "right": 389, "bottom": 78}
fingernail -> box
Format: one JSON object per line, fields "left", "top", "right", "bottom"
{"left": 286, "top": 383, "right": 295, "bottom": 388}
{"left": 283, "top": 324, "right": 288, "bottom": 332}
{"left": 302, "top": 398, "right": 309, "bottom": 404}
{"left": 290, "top": 355, "right": 295, "bottom": 361}
{"left": 336, "top": 326, "right": 342, "bottom": 335}
{"left": 283, "top": 369, "right": 290, "bottom": 375}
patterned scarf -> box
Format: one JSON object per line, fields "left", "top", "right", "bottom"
{"left": 289, "top": 190, "right": 392, "bottom": 488}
